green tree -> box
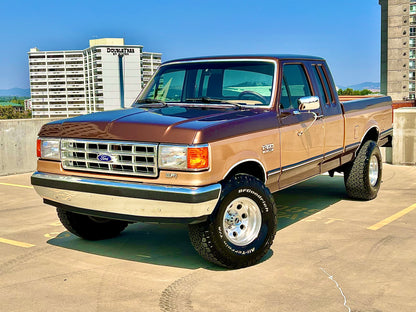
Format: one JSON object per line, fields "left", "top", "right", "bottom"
{"left": 10, "top": 97, "right": 25, "bottom": 105}
{"left": 0, "top": 106, "right": 32, "bottom": 119}
{"left": 359, "top": 89, "right": 373, "bottom": 95}
{"left": 338, "top": 88, "right": 373, "bottom": 96}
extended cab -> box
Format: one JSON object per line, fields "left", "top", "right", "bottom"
{"left": 32, "top": 55, "right": 392, "bottom": 268}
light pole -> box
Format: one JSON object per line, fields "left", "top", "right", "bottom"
{"left": 118, "top": 53, "right": 125, "bottom": 109}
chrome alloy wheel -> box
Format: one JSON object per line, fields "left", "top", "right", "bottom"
{"left": 369, "top": 154, "right": 379, "bottom": 187}
{"left": 222, "top": 197, "right": 262, "bottom": 246}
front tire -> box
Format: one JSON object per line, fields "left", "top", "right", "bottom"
{"left": 57, "top": 208, "right": 128, "bottom": 240}
{"left": 344, "top": 140, "right": 382, "bottom": 200}
{"left": 188, "top": 174, "right": 277, "bottom": 269}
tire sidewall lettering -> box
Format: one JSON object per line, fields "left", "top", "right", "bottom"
{"left": 238, "top": 188, "right": 269, "bottom": 212}
{"left": 215, "top": 182, "right": 274, "bottom": 257}
{"left": 191, "top": 174, "right": 277, "bottom": 268}
{"left": 223, "top": 242, "right": 256, "bottom": 255}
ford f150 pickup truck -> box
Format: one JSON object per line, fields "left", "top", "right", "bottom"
{"left": 31, "top": 55, "right": 392, "bottom": 268}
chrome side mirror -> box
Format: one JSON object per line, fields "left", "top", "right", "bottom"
{"left": 297, "top": 96, "right": 320, "bottom": 111}
{"left": 295, "top": 96, "right": 324, "bottom": 136}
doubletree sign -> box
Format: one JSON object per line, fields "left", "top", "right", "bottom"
{"left": 107, "top": 48, "right": 135, "bottom": 56}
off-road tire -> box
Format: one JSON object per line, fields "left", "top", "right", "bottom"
{"left": 344, "top": 140, "right": 382, "bottom": 200}
{"left": 188, "top": 174, "right": 277, "bottom": 269}
{"left": 57, "top": 208, "right": 128, "bottom": 240}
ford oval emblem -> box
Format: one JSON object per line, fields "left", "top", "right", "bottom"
{"left": 97, "top": 154, "right": 112, "bottom": 162}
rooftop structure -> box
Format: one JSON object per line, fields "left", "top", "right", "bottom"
{"left": 380, "top": 0, "right": 416, "bottom": 100}
{"left": 28, "top": 38, "right": 162, "bottom": 118}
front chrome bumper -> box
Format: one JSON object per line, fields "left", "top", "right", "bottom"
{"left": 31, "top": 172, "right": 221, "bottom": 220}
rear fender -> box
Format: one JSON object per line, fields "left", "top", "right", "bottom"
{"left": 356, "top": 125, "right": 380, "bottom": 156}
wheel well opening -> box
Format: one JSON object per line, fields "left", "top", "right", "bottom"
{"left": 355, "top": 127, "right": 379, "bottom": 156}
{"left": 224, "top": 161, "right": 265, "bottom": 183}
{"left": 362, "top": 127, "right": 379, "bottom": 144}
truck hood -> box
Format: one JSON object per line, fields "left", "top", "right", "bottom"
{"left": 38, "top": 106, "right": 278, "bottom": 144}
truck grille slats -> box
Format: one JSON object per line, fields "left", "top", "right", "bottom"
{"left": 61, "top": 139, "right": 158, "bottom": 177}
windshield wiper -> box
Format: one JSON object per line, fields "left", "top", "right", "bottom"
{"left": 184, "top": 97, "right": 245, "bottom": 109}
{"left": 134, "top": 98, "right": 167, "bottom": 107}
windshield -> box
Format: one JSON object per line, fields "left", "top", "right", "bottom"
{"left": 134, "top": 60, "right": 276, "bottom": 107}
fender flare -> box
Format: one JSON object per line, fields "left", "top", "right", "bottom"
{"left": 222, "top": 158, "right": 267, "bottom": 183}
{"left": 356, "top": 125, "right": 380, "bottom": 156}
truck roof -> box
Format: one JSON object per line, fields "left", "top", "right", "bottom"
{"left": 164, "top": 54, "right": 325, "bottom": 64}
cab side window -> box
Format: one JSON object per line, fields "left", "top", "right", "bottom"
{"left": 280, "top": 64, "right": 312, "bottom": 109}
{"left": 312, "top": 65, "right": 328, "bottom": 104}
{"left": 317, "top": 65, "right": 334, "bottom": 103}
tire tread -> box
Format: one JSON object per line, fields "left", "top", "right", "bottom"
{"left": 57, "top": 208, "right": 128, "bottom": 240}
{"left": 344, "top": 140, "right": 382, "bottom": 200}
{"left": 188, "top": 174, "right": 277, "bottom": 269}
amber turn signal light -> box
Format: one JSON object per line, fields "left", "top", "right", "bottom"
{"left": 36, "top": 138, "right": 42, "bottom": 158}
{"left": 187, "top": 147, "right": 209, "bottom": 170}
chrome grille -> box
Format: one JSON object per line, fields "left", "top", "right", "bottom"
{"left": 61, "top": 139, "right": 158, "bottom": 177}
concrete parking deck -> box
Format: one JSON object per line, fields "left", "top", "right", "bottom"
{"left": 1, "top": 164, "right": 415, "bottom": 312}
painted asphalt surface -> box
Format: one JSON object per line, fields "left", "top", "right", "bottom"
{"left": 0, "top": 164, "right": 415, "bottom": 312}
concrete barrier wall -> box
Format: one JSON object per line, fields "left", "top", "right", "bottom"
{"left": 0, "top": 109, "right": 415, "bottom": 176}
{"left": 0, "top": 118, "right": 57, "bottom": 176}
{"left": 380, "top": 146, "right": 392, "bottom": 164}
{"left": 393, "top": 107, "right": 416, "bottom": 165}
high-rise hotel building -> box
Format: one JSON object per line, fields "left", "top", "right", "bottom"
{"left": 28, "top": 38, "right": 161, "bottom": 118}
{"left": 379, "top": 0, "right": 416, "bottom": 100}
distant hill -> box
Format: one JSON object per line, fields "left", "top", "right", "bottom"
{"left": 338, "top": 82, "right": 380, "bottom": 91}
{"left": 0, "top": 88, "right": 30, "bottom": 97}
{"left": 348, "top": 82, "right": 380, "bottom": 91}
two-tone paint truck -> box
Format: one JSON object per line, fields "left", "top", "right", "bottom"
{"left": 32, "top": 55, "right": 392, "bottom": 268}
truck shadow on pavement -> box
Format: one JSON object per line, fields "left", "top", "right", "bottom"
{"left": 47, "top": 175, "right": 346, "bottom": 269}
{"left": 275, "top": 175, "right": 347, "bottom": 230}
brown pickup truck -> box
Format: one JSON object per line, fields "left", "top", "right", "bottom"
{"left": 31, "top": 55, "right": 392, "bottom": 268}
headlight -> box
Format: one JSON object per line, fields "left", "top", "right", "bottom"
{"left": 37, "top": 137, "right": 61, "bottom": 160}
{"left": 159, "top": 144, "right": 209, "bottom": 171}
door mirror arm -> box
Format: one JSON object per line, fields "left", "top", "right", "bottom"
{"left": 295, "top": 96, "right": 323, "bottom": 136}
{"left": 297, "top": 111, "right": 322, "bottom": 136}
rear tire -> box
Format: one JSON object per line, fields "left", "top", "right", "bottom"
{"left": 188, "top": 174, "right": 277, "bottom": 269}
{"left": 344, "top": 140, "right": 382, "bottom": 200}
{"left": 57, "top": 208, "right": 128, "bottom": 240}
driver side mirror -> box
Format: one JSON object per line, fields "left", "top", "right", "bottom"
{"left": 297, "top": 96, "right": 320, "bottom": 111}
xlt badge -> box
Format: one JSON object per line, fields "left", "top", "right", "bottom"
{"left": 262, "top": 144, "right": 274, "bottom": 154}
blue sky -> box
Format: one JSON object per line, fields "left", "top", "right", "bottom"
{"left": 1, "top": 0, "right": 380, "bottom": 89}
